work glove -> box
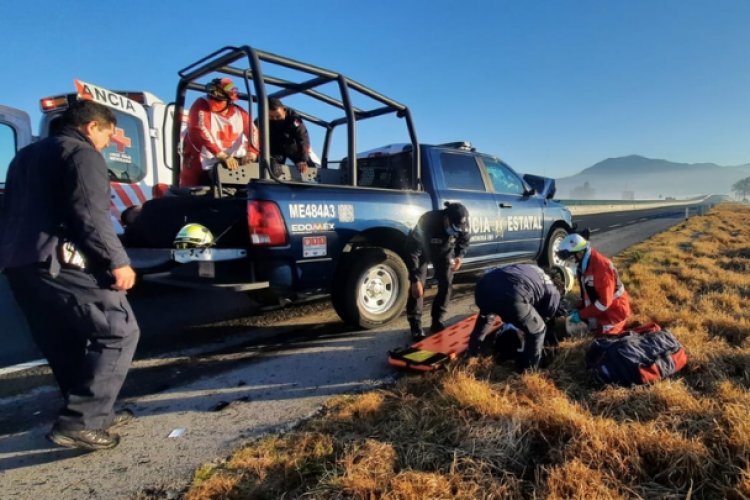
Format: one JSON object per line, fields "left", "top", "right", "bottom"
{"left": 568, "top": 310, "right": 582, "bottom": 324}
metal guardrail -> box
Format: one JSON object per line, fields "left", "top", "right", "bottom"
{"left": 559, "top": 196, "right": 706, "bottom": 206}
{"left": 558, "top": 196, "right": 713, "bottom": 216}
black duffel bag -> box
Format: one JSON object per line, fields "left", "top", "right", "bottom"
{"left": 585, "top": 323, "right": 688, "bottom": 386}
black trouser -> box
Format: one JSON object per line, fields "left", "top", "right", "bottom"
{"left": 468, "top": 292, "right": 546, "bottom": 372}
{"left": 5, "top": 264, "right": 140, "bottom": 431}
{"left": 406, "top": 256, "right": 454, "bottom": 328}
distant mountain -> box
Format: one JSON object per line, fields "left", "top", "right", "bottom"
{"left": 556, "top": 155, "right": 750, "bottom": 200}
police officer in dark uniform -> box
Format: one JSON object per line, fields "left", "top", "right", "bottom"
{"left": 405, "top": 202, "right": 470, "bottom": 339}
{"left": 267, "top": 97, "right": 312, "bottom": 174}
{"left": 466, "top": 264, "right": 568, "bottom": 372}
{"left": 0, "top": 100, "right": 140, "bottom": 450}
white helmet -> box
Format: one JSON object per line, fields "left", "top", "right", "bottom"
{"left": 174, "top": 223, "right": 214, "bottom": 249}
{"left": 556, "top": 233, "right": 589, "bottom": 261}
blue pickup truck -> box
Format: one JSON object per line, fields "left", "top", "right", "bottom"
{"left": 124, "top": 46, "right": 574, "bottom": 329}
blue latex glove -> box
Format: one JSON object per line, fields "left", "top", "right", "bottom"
{"left": 568, "top": 310, "right": 582, "bottom": 324}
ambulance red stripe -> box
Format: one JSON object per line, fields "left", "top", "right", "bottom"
{"left": 111, "top": 183, "right": 134, "bottom": 207}
{"left": 129, "top": 183, "right": 147, "bottom": 204}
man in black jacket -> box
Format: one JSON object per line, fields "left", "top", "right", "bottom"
{"left": 267, "top": 97, "right": 312, "bottom": 174}
{"left": 0, "top": 100, "right": 140, "bottom": 450}
{"left": 405, "top": 202, "right": 470, "bottom": 339}
{"left": 466, "top": 264, "right": 568, "bottom": 372}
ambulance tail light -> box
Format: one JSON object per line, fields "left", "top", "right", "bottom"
{"left": 40, "top": 96, "right": 69, "bottom": 111}
{"left": 247, "top": 200, "right": 287, "bottom": 246}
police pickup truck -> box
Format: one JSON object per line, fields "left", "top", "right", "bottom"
{"left": 123, "top": 46, "right": 574, "bottom": 329}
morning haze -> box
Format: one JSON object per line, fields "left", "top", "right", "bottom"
{"left": 556, "top": 154, "right": 750, "bottom": 200}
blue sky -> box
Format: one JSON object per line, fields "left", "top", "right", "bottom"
{"left": 1, "top": 0, "right": 748, "bottom": 178}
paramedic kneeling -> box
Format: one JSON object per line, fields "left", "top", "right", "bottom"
{"left": 556, "top": 233, "right": 631, "bottom": 336}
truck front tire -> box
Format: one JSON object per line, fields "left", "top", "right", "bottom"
{"left": 541, "top": 227, "right": 569, "bottom": 268}
{"left": 333, "top": 247, "right": 409, "bottom": 330}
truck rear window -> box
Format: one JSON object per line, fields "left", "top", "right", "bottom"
{"left": 440, "top": 153, "right": 486, "bottom": 191}
{"left": 357, "top": 151, "right": 413, "bottom": 190}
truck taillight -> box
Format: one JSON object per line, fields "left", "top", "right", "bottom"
{"left": 247, "top": 200, "right": 287, "bottom": 246}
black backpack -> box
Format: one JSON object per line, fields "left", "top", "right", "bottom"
{"left": 585, "top": 323, "right": 688, "bottom": 386}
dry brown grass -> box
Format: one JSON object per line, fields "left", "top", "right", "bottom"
{"left": 181, "top": 204, "right": 750, "bottom": 499}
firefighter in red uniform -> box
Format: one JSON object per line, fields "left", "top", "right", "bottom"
{"left": 556, "top": 233, "right": 631, "bottom": 335}
{"left": 179, "top": 78, "right": 259, "bottom": 187}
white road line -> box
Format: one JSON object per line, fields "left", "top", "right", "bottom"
{"left": 0, "top": 359, "right": 47, "bottom": 376}
{"left": 609, "top": 224, "right": 622, "bottom": 228}
{"left": 590, "top": 228, "right": 601, "bottom": 233}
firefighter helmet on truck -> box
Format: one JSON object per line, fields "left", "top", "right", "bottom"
{"left": 174, "top": 223, "right": 214, "bottom": 249}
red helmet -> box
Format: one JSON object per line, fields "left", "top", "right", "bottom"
{"left": 206, "top": 78, "right": 238, "bottom": 102}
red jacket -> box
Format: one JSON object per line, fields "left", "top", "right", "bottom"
{"left": 179, "top": 98, "right": 259, "bottom": 187}
{"left": 577, "top": 248, "right": 631, "bottom": 335}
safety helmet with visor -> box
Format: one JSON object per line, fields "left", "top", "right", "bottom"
{"left": 556, "top": 233, "right": 590, "bottom": 261}
{"left": 174, "top": 223, "right": 215, "bottom": 249}
{"left": 206, "top": 78, "right": 239, "bottom": 102}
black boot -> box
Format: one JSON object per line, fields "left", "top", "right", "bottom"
{"left": 430, "top": 319, "right": 446, "bottom": 334}
{"left": 409, "top": 320, "right": 425, "bottom": 340}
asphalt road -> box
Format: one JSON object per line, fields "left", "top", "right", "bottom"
{"left": 0, "top": 203, "right": 704, "bottom": 498}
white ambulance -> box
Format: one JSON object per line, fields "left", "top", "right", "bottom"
{"left": 0, "top": 80, "right": 177, "bottom": 234}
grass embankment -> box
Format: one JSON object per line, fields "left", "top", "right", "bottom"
{"left": 183, "top": 204, "right": 750, "bottom": 499}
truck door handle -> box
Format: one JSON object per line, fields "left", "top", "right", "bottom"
{"left": 498, "top": 203, "right": 513, "bottom": 208}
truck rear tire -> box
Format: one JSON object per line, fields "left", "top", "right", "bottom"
{"left": 333, "top": 247, "right": 409, "bottom": 330}
{"left": 541, "top": 227, "right": 569, "bottom": 267}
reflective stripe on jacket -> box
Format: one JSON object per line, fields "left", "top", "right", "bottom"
{"left": 578, "top": 248, "right": 631, "bottom": 334}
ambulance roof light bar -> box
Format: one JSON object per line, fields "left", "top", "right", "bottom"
{"left": 40, "top": 96, "right": 69, "bottom": 111}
